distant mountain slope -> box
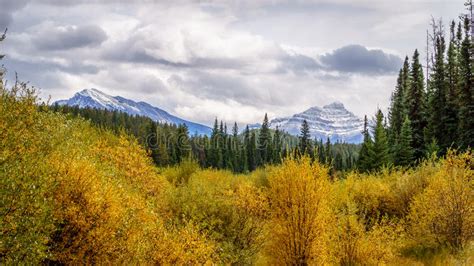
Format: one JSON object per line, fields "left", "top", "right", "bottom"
{"left": 268, "top": 102, "right": 364, "bottom": 143}
{"left": 54, "top": 88, "right": 212, "bottom": 135}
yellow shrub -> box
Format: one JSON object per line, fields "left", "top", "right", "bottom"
{"left": 408, "top": 151, "right": 473, "bottom": 252}
{"left": 1, "top": 84, "right": 215, "bottom": 264}
{"left": 333, "top": 174, "right": 406, "bottom": 265}
{"left": 390, "top": 160, "right": 436, "bottom": 216}
{"left": 265, "top": 156, "right": 333, "bottom": 265}
{"left": 0, "top": 85, "right": 56, "bottom": 263}
{"left": 166, "top": 168, "right": 267, "bottom": 264}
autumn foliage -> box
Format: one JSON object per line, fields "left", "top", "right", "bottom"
{"left": 1, "top": 84, "right": 473, "bottom": 264}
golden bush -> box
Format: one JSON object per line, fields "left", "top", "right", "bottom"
{"left": 166, "top": 168, "right": 267, "bottom": 264}
{"left": 265, "top": 156, "right": 333, "bottom": 265}
{"left": 408, "top": 151, "right": 473, "bottom": 252}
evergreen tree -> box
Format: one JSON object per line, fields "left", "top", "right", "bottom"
{"left": 272, "top": 126, "right": 282, "bottom": 164}
{"left": 429, "top": 32, "right": 450, "bottom": 152}
{"left": 357, "top": 115, "right": 373, "bottom": 172}
{"left": 324, "top": 137, "right": 332, "bottom": 165}
{"left": 231, "top": 122, "right": 241, "bottom": 172}
{"left": 249, "top": 131, "right": 257, "bottom": 171}
{"left": 317, "top": 139, "right": 325, "bottom": 164}
{"left": 217, "top": 121, "right": 224, "bottom": 168}
{"left": 232, "top": 122, "right": 239, "bottom": 139}
{"left": 299, "top": 119, "right": 312, "bottom": 155}
{"left": 372, "top": 110, "right": 390, "bottom": 171}
{"left": 388, "top": 69, "right": 407, "bottom": 144}
{"left": 444, "top": 21, "right": 461, "bottom": 149}
{"left": 402, "top": 56, "right": 411, "bottom": 96}
{"left": 146, "top": 121, "right": 160, "bottom": 165}
{"left": 458, "top": 17, "right": 474, "bottom": 148}
{"left": 209, "top": 118, "right": 220, "bottom": 167}
{"left": 176, "top": 124, "right": 191, "bottom": 163}
{"left": 405, "top": 49, "right": 427, "bottom": 159}
{"left": 425, "top": 138, "right": 440, "bottom": 158}
{"left": 258, "top": 113, "right": 272, "bottom": 165}
{"left": 243, "top": 125, "right": 257, "bottom": 171}
{"left": 394, "top": 116, "right": 415, "bottom": 166}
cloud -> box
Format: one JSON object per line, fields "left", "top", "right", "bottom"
{"left": 33, "top": 25, "right": 107, "bottom": 51}
{"left": 276, "top": 52, "right": 321, "bottom": 74}
{"left": 0, "top": 0, "right": 30, "bottom": 28}
{"left": 5, "top": 57, "right": 99, "bottom": 76}
{"left": 320, "top": 44, "right": 402, "bottom": 74}
{"left": 0, "top": 0, "right": 461, "bottom": 126}
{"left": 168, "top": 71, "right": 269, "bottom": 106}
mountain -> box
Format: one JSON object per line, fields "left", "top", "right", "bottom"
{"left": 268, "top": 102, "right": 364, "bottom": 143}
{"left": 54, "top": 88, "right": 212, "bottom": 135}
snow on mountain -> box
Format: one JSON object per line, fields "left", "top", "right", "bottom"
{"left": 268, "top": 102, "right": 364, "bottom": 143}
{"left": 54, "top": 88, "right": 212, "bottom": 135}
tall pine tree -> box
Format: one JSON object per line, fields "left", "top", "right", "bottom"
{"left": 388, "top": 65, "right": 408, "bottom": 159}
{"left": 299, "top": 119, "right": 312, "bottom": 155}
{"left": 458, "top": 16, "right": 474, "bottom": 148}
{"left": 394, "top": 115, "right": 415, "bottom": 166}
{"left": 273, "top": 126, "right": 282, "bottom": 163}
{"left": 357, "top": 115, "right": 374, "bottom": 172}
{"left": 406, "top": 49, "right": 427, "bottom": 159}
{"left": 444, "top": 21, "right": 461, "bottom": 149}
{"left": 145, "top": 121, "right": 160, "bottom": 165}
{"left": 372, "top": 110, "right": 390, "bottom": 171}
{"left": 258, "top": 113, "right": 272, "bottom": 165}
{"left": 429, "top": 32, "right": 449, "bottom": 152}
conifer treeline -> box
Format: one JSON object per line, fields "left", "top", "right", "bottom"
{"left": 358, "top": 13, "right": 473, "bottom": 172}
{"left": 51, "top": 105, "right": 359, "bottom": 173}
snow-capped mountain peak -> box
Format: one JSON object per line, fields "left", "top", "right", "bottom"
{"left": 54, "top": 89, "right": 212, "bottom": 135}
{"left": 268, "top": 102, "right": 364, "bottom": 143}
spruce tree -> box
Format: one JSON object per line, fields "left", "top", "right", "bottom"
{"left": 258, "top": 113, "right": 272, "bottom": 165}
{"left": 388, "top": 68, "right": 407, "bottom": 157}
{"left": 429, "top": 33, "right": 449, "bottom": 152}
{"left": 217, "top": 121, "right": 224, "bottom": 168}
{"left": 299, "top": 119, "right": 312, "bottom": 155}
{"left": 402, "top": 56, "right": 411, "bottom": 94}
{"left": 445, "top": 21, "right": 460, "bottom": 149}
{"left": 324, "top": 137, "right": 332, "bottom": 165}
{"left": 209, "top": 118, "right": 219, "bottom": 167}
{"left": 249, "top": 131, "right": 257, "bottom": 170}
{"left": 146, "top": 121, "right": 160, "bottom": 165}
{"left": 458, "top": 17, "right": 474, "bottom": 148}
{"left": 243, "top": 125, "right": 251, "bottom": 172}
{"left": 231, "top": 122, "right": 241, "bottom": 172}
{"left": 389, "top": 69, "right": 406, "bottom": 136}
{"left": 176, "top": 124, "right": 191, "bottom": 162}
{"left": 406, "top": 49, "right": 427, "bottom": 159}
{"left": 357, "top": 115, "right": 374, "bottom": 172}
{"left": 394, "top": 115, "right": 415, "bottom": 166}
{"left": 372, "top": 110, "right": 390, "bottom": 171}
{"left": 318, "top": 139, "right": 325, "bottom": 163}
{"left": 241, "top": 147, "right": 249, "bottom": 173}
{"left": 273, "top": 126, "right": 282, "bottom": 164}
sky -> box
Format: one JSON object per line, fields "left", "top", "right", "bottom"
{"left": 0, "top": 0, "right": 466, "bottom": 127}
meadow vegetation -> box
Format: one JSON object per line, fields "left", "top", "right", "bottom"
{"left": 1, "top": 84, "right": 472, "bottom": 264}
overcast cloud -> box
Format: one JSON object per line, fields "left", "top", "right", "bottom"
{"left": 0, "top": 0, "right": 465, "bottom": 126}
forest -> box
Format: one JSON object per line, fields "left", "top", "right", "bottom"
{"left": 1, "top": 2, "right": 473, "bottom": 265}
{"left": 50, "top": 104, "right": 360, "bottom": 174}
{"left": 357, "top": 15, "right": 474, "bottom": 172}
